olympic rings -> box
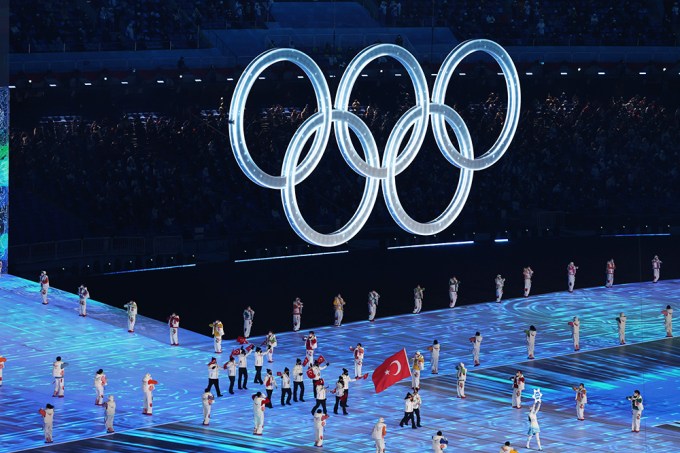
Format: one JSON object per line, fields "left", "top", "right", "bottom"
{"left": 229, "top": 39, "right": 521, "bottom": 247}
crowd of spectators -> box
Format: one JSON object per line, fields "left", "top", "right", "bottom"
{"left": 9, "top": 82, "right": 680, "bottom": 247}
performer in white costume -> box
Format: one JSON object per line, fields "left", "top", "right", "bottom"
{"left": 333, "top": 375, "right": 348, "bottom": 415}
{"left": 78, "top": 285, "right": 90, "bottom": 316}
{"left": 52, "top": 356, "right": 67, "bottom": 397}
{"left": 523, "top": 267, "right": 534, "bottom": 297}
{"left": 39, "top": 403, "right": 55, "bottom": 443}
{"left": 627, "top": 390, "right": 643, "bottom": 432}
{"left": 411, "top": 351, "right": 424, "bottom": 390}
{"left": 280, "top": 368, "right": 292, "bottom": 406}
{"left": 525, "top": 325, "right": 537, "bottom": 359}
{"left": 265, "top": 331, "right": 277, "bottom": 363}
{"left": 368, "top": 290, "right": 380, "bottom": 321}
{"left": 526, "top": 398, "right": 543, "bottom": 451}
{"left": 142, "top": 373, "right": 158, "bottom": 415}
{"left": 372, "top": 417, "right": 387, "bottom": 453}
{"left": 292, "top": 297, "right": 303, "bottom": 331}
{"left": 243, "top": 306, "right": 255, "bottom": 338}
{"left": 495, "top": 275, "right": 505, "bottom": 302}
{"left": 413, "top": 285, "right": 424, "bottom": 314}
{"left": 432, "top": 431, "right": 449, "bottom": 453}
{"left": 264, "top": 369, "right": 277, "bottom": 408}
{"left": 94, "top": 369, "right": 107, "bottom": 405}
{"left": 567, "top": 262, "right": 578, "bottom": 292}
{"left": 456, "top": 362, "right": 467, "bottom": 398}
{"left": 352, "top": 343, "right": 364, "bottom": 379}
{"left": 237, "top": 346, "right": 252, "bottom": 389}
{"left": 123, "top": 300, "right": 137, "bottom": 332}
{"left": 206, "top": 357, "right": 223, "bottom": 397}
{"left": 209, "top": 320, "right": 224, "bottom": 353}
{"left": 293, "top": 358, "right": 305, "bottom": 402}
{"left": 652, "top": 255, "right": 662, "bottom": 282}
{"left": 616, "top": 312, "right": 627, "bottom": 344}
{"left": 399, "top": 392, "right": 416, "bottom": 428}
{"left": 605, "top": 259, "right": 616, "bottom": 288}
{"left": 511, "top": 370, "right": 525, "bottom": 408}
{"left": 333, "top": 294, "right": 346, "bottom": 326}
{"left": 412, "top": 387, "right": 423, "bottom": 428}
{"left": 313, "top": 408, "right": 329, "bottom": 446}
{"left": 449, "top": 276, "right": 460, "bottom": 308}
{"left": 168, "top": 313, "right": 180, "bottom": 345}
{"left": 569, "top": 316, "right": 581, "bottom": 351}
{"left": 103, "top": 395, "right": 116, "bottom": 432}
{"left": 429, "top": 339, "right": 440, "bottom": 374}
{"left": 572, "top": 383, "right": 587, "bottom": 420}
{"left": 201, "top": 390, "right": 214, "bottom": 425}
{"left": 224, "top": 356, "right": 236, "bottom": 394}
{"left": 470, "top": 331, "right": 483, "bottom": 366}
{"left": 663, "top": 305, "right": 673, "bottom": 337}
{"left": 40, "top": 271, "right": 49, "bottom": 305}
{"left": 252, "top": 391, "right": 268, "bottom": 435}
{"left": 304, "top": 331, "right": 318, "bottom": 365}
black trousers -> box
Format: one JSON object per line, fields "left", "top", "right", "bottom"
{"left": 254, "top": 366, "right": 263, "bottom": 384}
{"left": 294, "top": 381, "right": 305, "bottom": 401}
{"left": 414, "top": 407, "right": 421, "bottom": 427}
{"left": 238, "top": 368, "right": 248, "bottom": 389}
{"left": 265, "top": 389, "right": 274, "bottom": 408}
{"left": 206, "top": 378, "right": 222, "bottom": 396}
{"left": 228, "top": 376, "right": 235, "bottom": 393}
{"left": 333, "top": 396, "right": 348, "bottom": 414}
{"left": 281, "top": 388, "right": 292, "bottom": 405}
{"left": 311, "top": 398, "right": 327, "bottom": 415}
{"left": 400, "top": 411, "right": 416, "bottom": 428}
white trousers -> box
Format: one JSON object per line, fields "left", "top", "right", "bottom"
{"left": 457, "top": 380, "right": 466, "bottom": 397}
{"left": 632, "top": 409, "right": 642, "bottom": 431}
{"left": 128, "top": 315, "right": 136, "bottom": 332}
{"left": 606, "top": 273, "right": 614, "bottom": 287}
{"left": 619, "top": 326, "right": 626, "bottom": 344}
{"left": 568, "top": 274, "right": 575, "bottom": 291}
{"left": 473, "top": 346, "right": 481, "bottom": 365}
{"left": 143, "top": 390, "right": 153, "bottom": 414}
{"left": 267, "top": 347, "right": 274, "bottom": 362}
{"left": 42, "top": 288, "right": 49, "bottom": 304}
{"left": 105, "top": 412, "right": 115, "bottom": 431}
{"left": 524, "top": 279, "right": 531, "bottom": 297}
{"left": 314, "top": 424, "right": 324, "bottom": 446}
{"left": 254, "top": 410, "right": 264, "bottom": 434}
{"left": 374, "top": 438, "right": 385, "bottom": 453}
{"left": 214, "top": 337, "right": 222, "bottom": 353}
{"left": 170, "top": 327, "right": 179, "bottom": 345}
{"left": 293, "top": 314, "right": 301, "bottom": 331}
{"left": 412, "top": 370, "right": 420, "bottom": 389}
{"left": 512, "top": 389, "right": 522, "bottom": 407}
{"left": 53, "top": 377, "right": 64, "bottom": 396}
{"left": 334, "top": 309, "right": 343, "bottom": 326}
{"left": 449, "top": 291, "right": 458, "bottom": 308}
{"left": 496, "top": 288, "right": 503, "bottom": 302}
{"left": 576, "top": 401, "right": 585, "bottom": 419}
{"left": 413, "top": 298, "right": 422, "bottom": 313}
{"left": 244, "top": 320, "right": 252, "bottom": 338}
{"left": 653, "top": 268, "right": 660, "bottom": 282}
{"left": 355, "top": 360, "right": 362, "bottom": 378}
{"left": 79, "top": 299, "right": 87, "bottom": 316}
{"left": 573, "top": 331, "right": 580, "bottom": 350}
{"left": 666, "top": 320, "right": 673, "bottom": 337}
{"left": 368, "top": 304, "right": 377, "bottom": 321}
{"left": 527, "top": 339, "right": 535, "bottom": 358}
{"left": 431, "top": 353, "right": 439, "bottom": 373}
{"left": 202, "top": 402, "right": 211, "bottom": 425}
{"left": 95, "top": 384, "right": 105, "bottom": 405}
{"left": 43, "top": 420, "right": 53, "bottom": 441}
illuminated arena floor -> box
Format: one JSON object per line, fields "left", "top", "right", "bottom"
{"left": 1, "top": 275, "right": 680, "bottom": 452}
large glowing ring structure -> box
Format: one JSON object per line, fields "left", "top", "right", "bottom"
{"left": 229, "top": 39, "right": 521, "bottom": 247}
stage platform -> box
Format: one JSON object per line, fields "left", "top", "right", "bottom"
{"left": 1, "top": 274, "right": 680, "bottom": 452}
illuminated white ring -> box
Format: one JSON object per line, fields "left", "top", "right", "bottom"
{"left": 281, "top": 109, "right": 381, "bottom": 245}
{"left": 383, "top": 103, "right": 474, "bottom": 235}
{"left": 334, "top": 44, "right": 430, "bottom": 179}
{"left": 228, "top": 48, "right": 332, "bottom": 189}
{"left": 431, "top": 39, "right": 521, "bottom": 170}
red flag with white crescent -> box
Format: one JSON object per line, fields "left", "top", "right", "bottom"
{"left": 371, "top": 348, "right": 412, "bottom": 393}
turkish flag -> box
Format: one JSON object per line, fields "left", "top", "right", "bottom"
{"left": 372, "top": 348, "right": 412, "bottom": 393}
{"left": 236, "top": 336, "right": 249, "bottom": 344}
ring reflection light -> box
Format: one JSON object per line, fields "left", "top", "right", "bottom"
{"left": 229, "top": 39, "right": 521, "bottom": 247}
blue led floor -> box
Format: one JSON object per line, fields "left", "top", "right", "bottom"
{"left": 1, "top": 275, "right": 679, "bottom": 452}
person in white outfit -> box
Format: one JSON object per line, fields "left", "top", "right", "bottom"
{"left": 526, "top": 399, "right": 543, "bottom": 450}
{"left": 495, "top": 275, "right": 505, "bottom": 302}
{"left": 372, "top": 417, "right": 387, "bottom": 453}
{"left": 572, "top": 383, "right": 587, "bottom": 420}
{"left": 124, "top": 300, "right": 137, "bottom": 332}
{"left": 264, "top": 369, "right": 277, "bottom": 408}
{"left": 243, "top": 306, "right": 255, "bottom": 338}
{"left": 413, "top": 285, "right": 424, "bottom": 314}
{"left": 352, "top": 343, "right": 365, "bottom": 378}
{"left": 499, "top": 441, "right": 513, "bottom": 453}
{"left": 569, "top": 316, "right": 581, "bottom": 351}
{"left": 605, "top": 259, "right": 616, "bottom": 288}
{"left": 449, "top": 277, "right": 460, "bottom": 308}
{"left": 293, "top": 358, "right": 305, "bottom": 402}
{"left": 238, "top": 346, "right": 252, "bottom": 389}
{"left": 333, "top": 375, "right": 348, "bottom": 415}
{"left": 209, "top": 320, "right": 224, "bottom": 353}
{"left": 313, "top": 408, "right": 329, "bottom": 446}
{"left": 456, "top": 362, "right": 467, "bottom": 398}
{"left": 663, "top": 305, "right": 673, "bottom": 337}
{"left": 412, "top": 388, "right": 423, "bottom": 427}
{"left": 39, "top": 403, "right": 55, "bottom": 443}
{"left": 652, "top": 255, "right": 662, "bottom": 283}
{"left": 94, "top": 369, "right": 107, "bottom": 405}
{"left": 567, "top": 262, "right": 578, "bottom": 292}
{"left": 40, "top": 271, "right": 50, "bottom": 305}
{"left": 616, "top": 312, "right": 627, "bottom": 344}
{"left": 207, "top": 357, "right": 223, "bottom": 397}
{"left": 523, "top": 267, "right": 534, "bottom": 297}
{"left": 511, "top": 370, "right": 525, "bottom": 408}
{"left": 224, "top": 356, "right": 236, "bottom": 394}
{"left": 411, "top": 351, "right": 424, "bottom": 390}
{"left": 627, "top": 390, "right": 643, "bottom": 432}
{"left": 103, "top": 395, "right": 116, "bottom": 432}
{"left": 168, "top": 313, "right": 180, "bottom": 345}
{"left": 52, "top": 356, "right": 67, "bottom": 397}
{"left": 432, "top": 430, "right": 449, "bottom": 453}
{"left": 0, "top": 355, "right": 6, "bottom": 386}
{"left": 201, "top": 390, "right": 214, "bottom": 425}
{"left": 471, "top": 331, "right": 483, "bottom": 366}
{"left": 304, "top": 331, "right": 318, "bottom": 365}
{"left": 333, "top": 294, "right": 346, "bottom": 326}
{"left": 252, "top": 391, "right": 268, "bottom": 435}
{"left": 368, "top": 290, "right": 380, "bottom": 321}
{"left": 78, "top": 285, "right": 90, "bottom": 317}
{"left": 399, "top": 393, "right": 417, "bottom": 428}
{"left": 429, "top": 340, "right": 440, "bottom": 374}
{"left": 280, "top": 368, "right": 292, "bottom": 405}
{"left": 525, "top": 325, "right": 537, "bottom": 359}
{"left": 266, "top": 331, "right": 277, "bottom": 363}
{"left": 293, "top": 297, "right": 303, "bottom": 331}
{"left": 142, "top": 373, "right": 158, "bottom": 415}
